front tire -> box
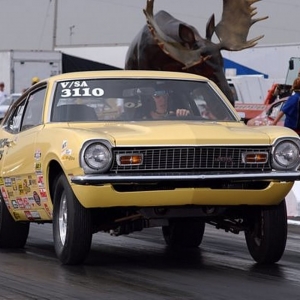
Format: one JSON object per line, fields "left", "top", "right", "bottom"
{"left": 0, "top": 195, "right": 29, "bottom": 248}
{"left": 162, "top": 218, "right": 205, "bottom": 248}
{"left": 245, "top": 199, "right": 287, "bottom": 264}
{"left": 53, "top": 174, "right": 92, "bottom": 265}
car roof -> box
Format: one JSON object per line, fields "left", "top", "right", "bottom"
{"left": 43, "top": 70, "right": 209, "bottom": 84}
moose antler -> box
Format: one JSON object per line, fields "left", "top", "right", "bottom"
{"left": 143, "top": 0, "right": 208, "bottom": 69}
{"left": 137, "top": 0, "right": 268, "bottom": 105}
{"left": 215, "top": 0, "right": 268, "bottom": 50}
{"left": 143, "top": 0, "right": 268, "bottom": 69}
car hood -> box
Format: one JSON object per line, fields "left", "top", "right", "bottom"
{"left": 68, "top": 121, "right": 296, "bottom": 146}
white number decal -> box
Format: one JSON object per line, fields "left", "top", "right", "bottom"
{"left": 61, "top": 89, "right": 71, "bottom": 97}
{"left": 61, "top": 88, "right": 105, "bottom": 97}
{"left": 92, "top": 88, "right": 105, "bottom": 97}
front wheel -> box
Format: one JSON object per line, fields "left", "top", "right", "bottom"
{"left": 162, "top": 218, "right": 205, "bottom": 248}
{"left": 0, "top": 195, "right": 29, "bottom": 248}
{"left": 53, "top": 174, "right": 92, "bottom": 265}
{"left": 245, "top": 199, "right": 287, "bottom": 264}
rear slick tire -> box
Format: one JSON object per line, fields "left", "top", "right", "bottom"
{"left": 245, "top": 199, "right": 287, "bottom": 264}
{"left": 0, "top": 195, "right": 30, "bottom": 248}
{"left": 53, "top": 174, "right": 92, "bottom": 265}
{"left": 162, "top": 218, "right": 205, "bottom": 248}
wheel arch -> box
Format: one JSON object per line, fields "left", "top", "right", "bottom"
{"left": 48, "top": 160, "right": 64, "bottom": 205}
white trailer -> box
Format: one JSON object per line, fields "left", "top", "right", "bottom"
{"left": 222, "top": 43, "right": 300, "bottom": 83}
{"left": 226, "top": 75, "right": 274, "bottom": 104}
{"left": 0, "top": 50, "right": 62, "bottom": 94}
{"left": 55, "top": 45, "right": 128, "bottom": 70}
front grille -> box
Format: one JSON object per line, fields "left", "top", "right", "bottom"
{"left": 110, "top": 146, "right": 272, "bottom": 172}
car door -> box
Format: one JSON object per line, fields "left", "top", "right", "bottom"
{"left": 0, "top": 87, "right": 46, "bottom": 212}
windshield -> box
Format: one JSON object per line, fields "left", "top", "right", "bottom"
{"left": 51, "top": 78, "right": 236, "bottom": 122}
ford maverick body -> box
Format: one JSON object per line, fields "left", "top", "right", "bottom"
{"left": 0, "top": 70, "right": 299, "bottom": 265}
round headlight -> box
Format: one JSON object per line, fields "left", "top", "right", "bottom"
{"left": 83, "top": 143, "right": 112, "bottom": 172}
{"left": 272, "top": 140, "right": 300, "bottom": 170}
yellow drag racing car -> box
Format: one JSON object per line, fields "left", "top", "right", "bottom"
{"left": 0, "top": 70, "right": 299, "bottom": 265}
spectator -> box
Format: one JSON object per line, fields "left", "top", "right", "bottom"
{"left": 32, "top": 76, "right": 40, "bottom": 85}
{"left": 271, "top": 77, "right": 300, "bottom": 133}
{"left": 0, "top": 82, "right": 7, "bottom": 104}
{"left": 22, "top": 76, "right": 41, "bottom": 93}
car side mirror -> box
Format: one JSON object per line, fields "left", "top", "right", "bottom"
{"left": 237, "top": 111, "right": 246, "bottom": 122}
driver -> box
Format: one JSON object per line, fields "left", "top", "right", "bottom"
{"left": 149, "top": 89, "right": 190, "bottom": 119}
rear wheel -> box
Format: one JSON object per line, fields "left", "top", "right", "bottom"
{"left": 162, "top": 218, "right": 205, "bottom": 248}
{"left": 245, "top": 199, "right": 287, "bottom": 264}
{"left": 0, "top": 195, "right": 29, "bottom": 248}
{"left": 53, "top": 174, "right": 92, "bottom": 265}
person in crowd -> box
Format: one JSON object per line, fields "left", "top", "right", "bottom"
{"left": 22, "top": 76, "right": 41, "bottom": 93}
{"left": 31, "top": 76, "right": 40, "bottom": 85}
{"left": 271, "top": 77, "right": 300, "bottom": 133}
{"left": 0, "top": 82, "right": 7, "bottom": 104}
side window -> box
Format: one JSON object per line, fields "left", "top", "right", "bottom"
{"left": 21, "top": 88, "right": 46, "bottom": 131}
{"left": 6, "top": 102, "right": 26, "bottom": 133}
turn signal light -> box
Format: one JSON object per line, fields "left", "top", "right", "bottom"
{"left": 242, "top": 152, "right": 268, "bottom": 164}
{"left": 117, "top": 154, "right": 143, "bottom": 166}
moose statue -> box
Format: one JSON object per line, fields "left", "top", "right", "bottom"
{"left": 125, "top": 0, "right": 268, "bottom": 106}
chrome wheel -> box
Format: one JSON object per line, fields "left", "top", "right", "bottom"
{"left": 53, "top": 174, "right": 92, "bottom": 265}
{"left": 58, "top": 192, "right": 68, "bottom": 245}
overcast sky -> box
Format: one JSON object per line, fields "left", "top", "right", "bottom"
{"left": 0, "top": 0, "right": 299, "bottom": 51}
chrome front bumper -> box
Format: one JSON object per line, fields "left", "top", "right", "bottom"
{"left": 71, "top": 171, "right": 300, "bottom": 186}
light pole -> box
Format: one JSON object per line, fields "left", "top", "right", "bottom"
{"left": 69, "top": 25, "right": 75, "bottom": 44}
{"left": 52, "top": 0, "right": 58, "bottom": 50}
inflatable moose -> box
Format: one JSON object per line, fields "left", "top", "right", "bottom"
{"left": 125, "top": 0, "right": 268, "bottom": 106}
